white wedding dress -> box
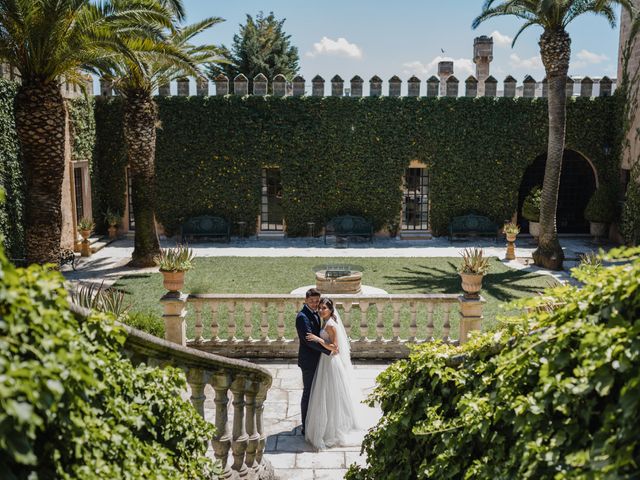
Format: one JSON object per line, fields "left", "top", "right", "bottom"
{"left": 305, "top": 313, "right": 374, "bottom": 450}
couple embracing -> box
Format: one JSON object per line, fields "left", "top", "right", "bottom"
{"left": 296, "top": 288, "right": 366, "bottom": 450}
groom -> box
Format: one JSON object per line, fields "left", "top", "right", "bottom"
{"left": 296, "top": 288, "right": 332, "bottom": 435}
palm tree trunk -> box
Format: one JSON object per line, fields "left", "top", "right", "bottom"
{"left": 533, "top": 29, "right": 570, "bottom": 271}
{"left": 15, "top": 81, "right": 66, "bottom": 267}
{"left": 123, "top": 90, "right": 160, "bottom": 267}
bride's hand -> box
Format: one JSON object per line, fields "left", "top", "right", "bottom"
{"left": 306, "top": 333, "right": 320, "bottom": 343}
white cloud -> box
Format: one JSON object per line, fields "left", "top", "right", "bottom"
{"left": 490, "top": 30, "right": 513, "bottom": 48}
{"left": 305, "top": 37, "right": 363, "bottom": 59}
{"left": 402, "top": 56, "right": 474, "bottom": 78}
{"left": 509, "top": 53, "right": 543, "bottom": 70}
{"left": 571, "top": 49, "right": 609, "bottom": 69}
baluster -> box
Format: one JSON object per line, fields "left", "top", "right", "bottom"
{"left": 359, "top": 301, "right": 370, "bottom": 341}
{"left": 391, "top": 302, "right": 402, "bottom": 341}
{"left": 227, "top": 301, "right": 237, "bottom": 341}
{"left": 255, "top": 381, "right": 269, "bottom": 466}
{"left": 210, "top": 301, "right": 220, "bottom": 342}
{"left": 341, "top": 301, "right": 353, "bottom": 338}
{"left": 426, "top": 302, "right": 435, "bottom": 340}
{"left": 260, "top": 302, "right": 269, "bottom": 341}
{"left": 194, "top": 301, "right": 203, "bottom": 342}
{"left": 211, "top": 372, "right": 232, "bottom": 476}
{"left": 243, "top": 301, "right": 253, "bottom": 340}
{"left": 443, "top": 302, "right": 452, "bottom": 341}
{"left": 276, "top": 301, "right": 286, "bottom": 341}
{"left": 187, "top": 368, "right": 207, "bottom": 417}
{"left": 244, "top": 378, "right": 260, "bottom": 470}
{"left": 376, "top": 302, "right": 386, "bottom": 341}
{"left": 408, "top": 301, "right": 418, "bottom": 342}
{"left": 230, "top": 375, "right": 249, "bottom": 476}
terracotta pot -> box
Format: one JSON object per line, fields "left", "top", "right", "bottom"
{"left": 108, "top": 225, "right": 118, "bottom": 239}
{"left": 80, "top": 229, "right": 91, "bottom": 241}
{"left": 460, "top": 273, "right": 484, "bottom": 298}
{"left": 528, "top": 221, "right": 540, "bottom": 238}
{"left": 161, "top": 270, "right": 185, "bottom": 292}
{"left": 506, "top": 233, "right": 517, "bottom": 243}
{"left": 589, "top": 221, "right": 608, "bottom": 239}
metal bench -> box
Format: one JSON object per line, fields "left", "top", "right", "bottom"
{"left": 181, "top": 215, "right": 230, "bottom": 243}
{"left": 324, "top": 215, "right": 373, "bottom": 244}
{"left": 448, "top": 214, "right": 498, "bottom": 241}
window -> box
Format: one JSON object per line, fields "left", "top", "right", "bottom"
{"left": 74, "top": 167, "right": 84, "bottom": 222}
{"left": 127, "top": 168, "right": 135, "bottom": 230}
{"left": 261, "top": 168, "right": 284, "bottom": 231}
{"left": 402, "top": 167, "right": 430, "bottom": 230}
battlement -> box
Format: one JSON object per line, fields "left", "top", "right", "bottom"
{"left": 0, "top": 63, "right": 93, "bottom": 99}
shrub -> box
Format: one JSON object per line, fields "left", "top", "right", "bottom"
{"left": 584, "top": 186, "right": 617, "bottom": 223}
{"left": 521, "top": 185, "right": 541, "bottom": 222}
{"left": 126, "top": 311, "right": 165, "bottom": 338}
{"left": 346, "top": 247, "right": 640, "bottom": 479}
{"left": 0, "top": 242, "right": 220, "bottom": 479}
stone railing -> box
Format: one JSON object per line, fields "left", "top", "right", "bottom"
{"left": 70, "top": 302, "right": 275, "bottom": 480}
{"left": 161, "top": 293, "right": 486, "bottom": 359}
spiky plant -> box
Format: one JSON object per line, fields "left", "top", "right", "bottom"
{"left": 155, "top": 244, "right": 194, "bottom": 272}
{"left": 458, "top": 247, "right": 491, "bottom": 275}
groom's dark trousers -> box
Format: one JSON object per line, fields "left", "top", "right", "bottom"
{"left": 296, "top": 304, "right": 331, "bottom": 433}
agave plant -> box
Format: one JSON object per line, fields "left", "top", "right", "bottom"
{"left": 77, "top": 217, "right": 95, "bottom": 231}
{"left": 155, "top": 244, "right": 195, "bottom": 272}
{"left": 71, "top": 281, "right": 131, "bottom": 320}
{"left": 503, "top": 222, "right": 521, "bottom": 236}
{"left": 458, "top": 248, "right": 491, "bottom": 275}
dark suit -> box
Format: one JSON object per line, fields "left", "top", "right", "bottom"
{"left": 296, "top": 304, "right": 331, "bottom": 432}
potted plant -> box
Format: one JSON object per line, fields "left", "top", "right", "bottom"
{"left": 104, "top": 208, "right": 121, "bottom": 239}
{"left": 458, "top": 247, "right": 490, "bottom": 298}
{"left": 522, "top": 186, "right": 541, "bottom": 239}
{"left": 155, "top": 244, "right": 195, "bottom": 292}
{"left": 503, "top": 222, "right": 520, "bottom": 243}
{"left": 584, "top": 186, "right": 616, "bottom": 241}
{"left": 77, "top": 217, "right": 95, "bottom": 241}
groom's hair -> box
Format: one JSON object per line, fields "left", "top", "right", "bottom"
{"left": 305, "top": 288, "right": 321, "bottom": 298}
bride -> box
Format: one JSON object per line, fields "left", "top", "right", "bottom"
{"left": 304, "top": 297, "right": 366, "bottom": 450}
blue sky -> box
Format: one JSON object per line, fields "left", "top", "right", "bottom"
{"left": 181, "top": 0, "right": 622, "bottom": 90}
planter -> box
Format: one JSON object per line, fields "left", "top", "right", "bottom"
{"left": 79, "top": 229, "right": 91, "bottom": 241}
{"left": 528, "top": 221, "right": 540, "bottom": 238}
{"left": 460, "top": 273, "right": 484, "bottom": 298}
{"left": 161, "top": 270, "right": 186, "bottom": 292}
{"left": 506, "top": 233, "right": 517, "bottom": 243}
{"left": 589, "top": 221, "right": 608, "bottom": 239}
{"left": 108, "top": 225, "right": 118, "bottom": 239}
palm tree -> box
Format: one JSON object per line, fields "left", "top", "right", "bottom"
{"left": 0, "top": 0, "right": 173, "bottom": 266}
{"left": 473, "top": 0, "right": 633, "bottom": 270}
{"left": 95, "top": 2, "right": 222, "bottom": 267}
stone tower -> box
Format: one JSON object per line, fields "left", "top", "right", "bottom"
{"left": 473, "top": 36, "right": 494, "bottom": 96}
{"left": 438, "top": 61, "right": 454, "bottom": 96}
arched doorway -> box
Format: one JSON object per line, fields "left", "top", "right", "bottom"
{"left": 518, "top": 150, "right": 597, "bottom": 234}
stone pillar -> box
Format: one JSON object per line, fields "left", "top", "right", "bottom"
{"left": 161, "top": 292, "right": 188, "bottom": 346}
{"left": 484, "top": 75, "right": 497, "bottom": 97}
{"left": 196, "top": 76, "right": 209, "bottom": 96}
{"left": 523, "top": 75, "right": 536, "bottom": 98}
{"left": 407, "top": 76, "right": 420, "bottom": 97}
{"left": 230, "top": 375, "right": 249, "bottom": 476}
{"left": 458, "top": 295, "right": 485, "bottom": 344}
{"left": 158, "top": 82, "right": 170, "bottom": 96}
{"left": 331, "top": 75, "right": 344, "bottom": 96}
{"left": 426, "top": 76, "right": 439, "bottom": 97}
{"left": 599, "top": 76, "right": 612, "bottom": 97}
{"left": 292, "top": 75, "right": 305, "bottom": 96}
{"left": 465, "top": 75, "right": 478, "bottom": 97}
{"left": 177, "top": 77, "right": 189, "bottom": 96}
{"left": 566, "top": 77, "right": 574, "bottom": 98}
{"left": 99, "top": 78, "right": 113, "bottom": 97}
{"left": 369, "top": 75, "right": 382, "bottom": 97}
{"left": 580, "top": 76, "right": 593, "bottom": 97}
{"left": 388, "top": 75, "right": 402, "bottom": 97}
{"left": 272, "top": 74, "right": 287, "bottom": 96}
{"left": 438, "top": 61, "right": 454, "bottom": 96}
{"left": 311, "top": 75, "right": 325, "bottom": 97}
{"left": 215, "top": 74, "right": 229, "bottom": 96}
{"left": 446, "top": 75, "right": 459, "bottom": 97}
{"left": 541, "top": 77, "right": 548, "bottom": 98}
{"left": 474, "top": 35, "right": 494, "bottom": 96}
{"left": 234, "top": 73, "right": 249, "bottom": 96}
{"left": 350, "top": 75, "right": 363, "bottom": 97}
{"left": 503, "top": 75, "right": 517, "bottom": 97}
{"left": 253, "top": 73, "right": 268, "bottom": 95}
{"left": 212, "top": 372, "right": 233, "bottom": 476}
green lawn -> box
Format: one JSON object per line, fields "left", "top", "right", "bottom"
{"left": 114, "top": 256, "right": 558, "bottom": 340}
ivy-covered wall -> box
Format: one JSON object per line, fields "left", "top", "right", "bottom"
{"left": 93, "top": 94, "right": 622, "bottom": 236}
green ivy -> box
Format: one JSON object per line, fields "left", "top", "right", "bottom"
{"left": 346, "top": 247, "right": 640, "bottom": 479}
{"left": 0, "top": 238, "right": 220, "bottom": 479}
{"left": 93, "top": 94, "right": 621, "bottom": 236}
{"left": 68, "top": 97, "right": 96, "bottom": 168}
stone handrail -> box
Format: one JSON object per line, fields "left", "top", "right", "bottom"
{"left": 161, "top": 293, "right": 485, "bottom": 359}
{"left": 69, "top": 302, "right": 275, "bottom": 480}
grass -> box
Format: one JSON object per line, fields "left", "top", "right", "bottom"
{"left": 113, "top": 256, "right": 559, "bottom": 340}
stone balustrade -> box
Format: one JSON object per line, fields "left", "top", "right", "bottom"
{"left": 161, "top": 293, "right": 486, "bottom": 359}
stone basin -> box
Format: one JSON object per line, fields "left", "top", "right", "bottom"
{"left": 315, "top": 270, "right": 362, "bottom": 295}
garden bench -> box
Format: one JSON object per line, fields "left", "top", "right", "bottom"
{"left": 181, "top": 215, "right": 230, "bottom": 243}
{"left": 324, "top": 215, "right": 373, "bottom": 244}
{"left": 448, "top": 214, "right": 498, "bottom": 241}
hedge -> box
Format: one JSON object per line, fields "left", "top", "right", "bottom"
{"left": 93, "top": 94, "right": 621, "bottom": 236}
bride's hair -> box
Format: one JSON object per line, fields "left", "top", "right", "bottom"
{"left": 319, "top": 297, "right": 335, "bottom": 319}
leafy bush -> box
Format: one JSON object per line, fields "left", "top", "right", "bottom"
{"left": 0, "top": 243, "right": 220, "bottom": 479}
{"left": 621, "top": 178, "right": 640, "bottom": 244}
{"left": 346, "top": 247, "right": 640, "bottom": 479}
{"left": 126, "top": 311, "right": 165, "bottom": 338}
{"left": 521, "top": 185, "right": 541, "bottom": 222}
{"left": 584, "top": 186, "right": 617, "bottom": 223}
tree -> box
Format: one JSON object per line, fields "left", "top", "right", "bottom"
{"left": 94, "top": 1, "right": 222, "bottom": 266}
{"left": 473, "top": 0, "right": 633, "bottom": 270}
{"left": 0, "top": 0, "right": 163, "bottom": 266}
{"left": 208, "top": 11, "right": 299, "bottom": 90}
